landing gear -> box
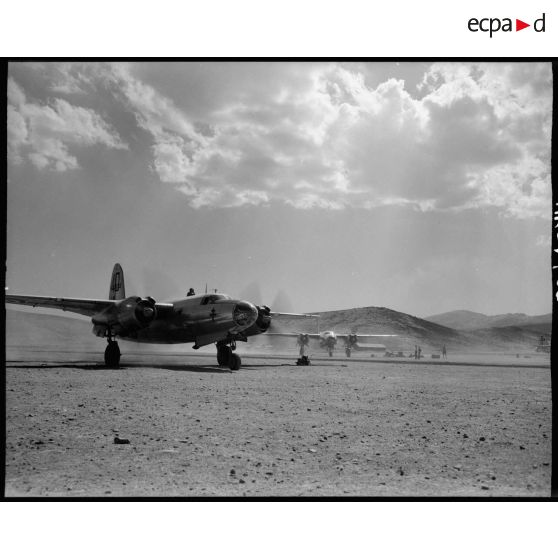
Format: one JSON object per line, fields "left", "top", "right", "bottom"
{"left": 217, "top": 345, "right": 232, "bottom": 366}
{"left": 104, "top": 338, "right": 121, "bottom": 368}
{"left": 345, "top": 347, "right": 351, "bottom": 358}
{"left": 216, "top": 339, "right": 241, "bottom": 371}
{"left": 229, "top": 353, "right": 241, "bottom": 371}
{"left": 328, "top": 348, "right": 333, "bottom": 357}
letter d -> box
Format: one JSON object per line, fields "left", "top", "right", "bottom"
{"left": 534, "top": 13, "right": 545, "bottom": 32}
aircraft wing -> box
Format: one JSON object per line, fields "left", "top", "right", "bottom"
{"left": 338, "top": 333, "right": 398, "bottom": 339}
{"left": 5, "top": 294, "right": 117, "bottom": 318}
{"left": 264, "top": 332, "right": 322, "bottom": 339}
{"left": 269, "top": 312, "right": 319, "bottom": 318}
{"left": 265, "top": 333, "right": 396, "bottom": 339}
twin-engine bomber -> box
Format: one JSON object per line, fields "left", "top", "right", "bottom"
{"left": 268, "top": 330, "right": 396, "bottom": 357}
{"left": 6, "top": 263, "right": 315, "bottom": 370}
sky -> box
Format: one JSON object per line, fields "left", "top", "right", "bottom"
{"left": 6, "top": 61, "right": 553, "bottom": 317}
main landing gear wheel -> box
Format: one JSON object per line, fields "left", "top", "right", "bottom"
{"left": 345, "top": 348, "right": 351, "bottom": 358}
{"left": 328, "top": 348, "right": 333, "bottom": 357}
{"left": 217, "top": 345, "right": 232, "bottom": 366}
{"left": 216, "top": 339, "right": 241, "bottom": 371}
{"left": 229, "top": 353, "right": 241, "bottom": 371}
{"left": 105, "top": 339, "right": 121, "bottom": 368}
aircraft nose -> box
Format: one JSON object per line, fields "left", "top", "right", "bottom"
{"left": 233, "top": 301, "right": 258, "bottom": 328}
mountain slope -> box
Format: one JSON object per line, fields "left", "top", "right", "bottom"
{"left": 6, "top": 309, "right": 98, "bottom": 349}
{"left": 273, "top": 305, "right": 549, "bottom": 352}
{"left": 272, "top": 306, "right": 460, "bottom": 351}
{"left": 425, "top": 310, "right": 552, "bottom": 331}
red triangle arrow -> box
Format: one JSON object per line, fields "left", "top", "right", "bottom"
{"left": 516, "top": 19, "right": 530, "bottom": 31}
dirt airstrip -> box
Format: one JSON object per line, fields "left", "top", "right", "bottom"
{"left": 5, "top": 349, "right": 551, "bottom": 497}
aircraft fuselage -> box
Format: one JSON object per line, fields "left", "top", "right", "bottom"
{"left": 93, "top": 293, "right": 259, "bottom": 347}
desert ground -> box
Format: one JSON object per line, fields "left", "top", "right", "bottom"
{"left": 5, "top": 346, "right": 551, "bottom": 498}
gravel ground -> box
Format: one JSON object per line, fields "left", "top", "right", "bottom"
{"left": 5, "top": 350, "right": 551, "bottom": 497}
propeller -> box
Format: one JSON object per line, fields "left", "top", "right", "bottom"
{"left": 239, "top": 282, "right": 263, "bottom": 306}
{"left": 257, "top": 305, "right": 317, "bottom": 334}
{"left": 271, "top": 289, "right": 294, "bottom": 313}
{"left": 255, "top": 304, "right": 273, "bottom": 332}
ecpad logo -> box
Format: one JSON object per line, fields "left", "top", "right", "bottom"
{"left": 468, "top": 13, "right": 546, "bottom": 37}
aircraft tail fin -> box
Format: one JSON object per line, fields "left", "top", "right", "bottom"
{"left": 109, "top": 263, "right": 126, "bottom": 300}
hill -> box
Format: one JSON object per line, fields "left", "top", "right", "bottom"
{"left": 6, "top": 309, "right": 98, "bottom": 350}
{"left": 425, "top": 310, "right": 552, "bottom": 331}
{"left": 272, "top": 305, "right": 551, "bottom": 352}
{"left": 271, "top": 306, "right": 460, "bottom": 349}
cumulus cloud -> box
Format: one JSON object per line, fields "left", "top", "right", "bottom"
{"left": 109, "top": 64, "right": 205, "bottom": 143}
{"left": 109, "top": 62, "right": 550, "bottom": 217}
{"left": 7, "top": 77, "right": 127, "bottom": 171}
{"left": 19, "top": 62, "right": 549, "bottom": 217}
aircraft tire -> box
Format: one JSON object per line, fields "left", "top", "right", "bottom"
{"left": 345, "top": 348, "right": 351, "bottom": 357}
{"left": 328, "top": 349, "right": 333, "bottom": 357}
{"left": 105, "top": 341, "right": 121, "bottom": 368}
{"left": 229, "top": 353, "right": 241, "bottom": 371}
{"left": 217, "top": 346, "right": 232, "bottom": 366}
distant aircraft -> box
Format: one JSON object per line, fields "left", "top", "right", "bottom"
{"left": 5, "top": 263, "right": 315, "bottom": 370}
{"left": 268, "top": 331, "right": 397, "bottom": 357}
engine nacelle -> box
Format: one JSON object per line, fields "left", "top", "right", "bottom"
{"left": 115, "top": 297, "right": 157, "bottom": 331}
{"left": 346, "top": 334, "right": 358, "bottom": 348}
{"left": 242, "top": 305, "right": 272, "bottom": 336}
{"left": 297, "top": 333, "right": 310, "bottom": 346}
{"left": 319, "top": 331, "right": 337, "bottom": 349}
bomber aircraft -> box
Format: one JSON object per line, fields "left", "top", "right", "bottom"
{"left": 268, "top": 330, "right": 397, "bottom": 357}
{"left": 6, "top": 263, "right": 316, "bottom": 370}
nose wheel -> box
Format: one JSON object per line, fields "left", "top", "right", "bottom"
{"left": 105, "top": 338, "right": 121, "bottom": 368}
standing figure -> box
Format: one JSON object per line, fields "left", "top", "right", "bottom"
{"left": 418, "top": 346, "right": 422, "bottom": 360}
{"left": 442, "top": 345, "right": 447, "bottom": 359}
{"left": 414, "top": 345, "right": 418, "bottom": 360}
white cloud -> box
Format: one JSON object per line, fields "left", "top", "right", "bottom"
{"left": 28, "top": 139, "right": 78, "bottom": 171}
{"left": 286, "top": 193, "right": 345, "bottom": 210}
{"left": 464, "top": 155, "right": 551, "bottom": 219}
{"left": 7, "top": 106, "right": 28, "bottom": 164}
{"left": 17, "top": 62, "right": 92, "bottom": 94}
{"left": 7, "top": 77, "right": 127, "bottom": 171}
{"left": 29, "top": 62, "right": 549, "bottom": 217}
{"left": 144, "top": 62, "right": 549, "bottom": 217}
{"left": 175, "top": 184, "right": 270, "bottom": 209}
{"left": 151, "top": 135, "right": 196, "bottom": 182}
{"left": 112, "top": 64, "right": 204, "bottom": 142}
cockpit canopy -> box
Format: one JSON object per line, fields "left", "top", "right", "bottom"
{"left": 200, "top": 294, "right": 232, "bottom": 305}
